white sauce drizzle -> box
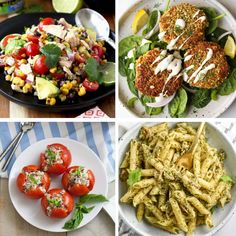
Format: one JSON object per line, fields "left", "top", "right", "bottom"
{"left": 194, "top": 63, "right": 215, "bottom": 83}
{"left": 158, "top": 31, "right": 166, "bottom": 40}
{"left": 127, "top": 48, "right": 135, "bottom": 58}
{"left": 154, "top": 55, "right": 174, "bottom": 74}
{"left": 184, "top": 55, "right": 193, "bottom": 62}
{"left": 189, "top": 48, "right": 213, "bottom": 81}
{"left": 151, "top": 50, "right": 167, "bottom": 65}
{"left": 129, "top": 63, "right": 134, "bottom": 70}
{"left": 140, "top": 39, "right": 151, "bottom": 46}
{"left": 183, "top": 65, "right": 194, "bottom": 81}
{"left": 175, "top": 19, "right": 186, "bottom": 30}
{"left": 193, "top": 10, "right": 200, "bottom": 18}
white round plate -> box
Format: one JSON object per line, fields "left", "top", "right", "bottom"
{"left": 119, "top": 122, "right": 236, "bottom": 236}
{"left": 8, "top": 138, "right": 108, "bottom": 232}
{"left": 119, "top": 0, "right": 236, "bottom": 118}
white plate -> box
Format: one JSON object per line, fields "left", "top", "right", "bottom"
{"left": 8, "top": 138, "right": 108, "bottom": 232}
{"left": 119, "top": 122, "right": 236, "bottom": 236}
{"left": 119, "top": 0, "right": 236, "bottom": 118}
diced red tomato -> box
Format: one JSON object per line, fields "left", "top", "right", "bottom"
{"left": 26, "top": 43, "right": 40, "bottom": 57}
{"left": 38, "top": 17, "right": 55, "bottom": 31}
{"left": 75, "top": 53, "right": 86, "bottom": 64}
{"left": 27, "top": 34, "right": 39, "bottom": 44}
{"left": 92, "top": 45, "right": 104, "bottom": 58}
{"left": 33, "top": 55, "right": 49, "bottom": 75}
{"left": 83, "top": 78, "right": 99, "bottom": 92}
{"left": 13, "top": 47, "right": 27, "bottom": 60}
{"left": 51, "top": 72, "right": 65, "bottom": 80}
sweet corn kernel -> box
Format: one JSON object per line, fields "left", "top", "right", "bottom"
{"left": 19, "top": 79, "right": 25, "bottom": 87}
{"left": 21, "top": 34, "right": 27, "bottom": 40}
{"left": 49, "top": 97, "right": 56, "bottom": 106}
{"left": 46, "top": 98, "right": 51, "bottom": 105}
{"left": 59, "top": 94, "right": 66, "bottom": 102}
{"left": 73, "top": 67, "right": 79, "bottom": 73}
{"left": 4, "top": 66, "right": 10, "bottom": 71}
{"left": 5, "top": 75, "right": 11, "bottom": 81}
{"left": 61, "top": 88, "right": 69, "bottom": 95}
{"left": 20, "top": 59, "right": 27, "bottom": 64}
{"left": 71, "top": 80, "right": 77, "bottom": 86}
{"left": 12, "top": 77, "right": 21, "bottom": 85}
{"left": 25, "top": 83, "right": 32, "bottom": 89}
{"left": 22, "top": 86, "right": 28, "bottom": 93}
{"left": 49, "top": 67, "right": 57, "bottom": 74}
{"left": 78, "top": 86, "right": 86, "bottom": 96}
{"left": 66, "top": 83, "right": 73, "bottom": 90}
{"left": 62, "top": 83, "right": 69, "bottom": 89}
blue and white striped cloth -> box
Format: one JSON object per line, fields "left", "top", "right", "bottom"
{"left": 0, "top": 122, "right": 115, "bottom": 182}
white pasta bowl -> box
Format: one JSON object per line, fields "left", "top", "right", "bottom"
{"left": 118, "top": 122, "right": 236, "bottom": 236}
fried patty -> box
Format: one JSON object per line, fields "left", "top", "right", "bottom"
{"left": 183, "top": 41, "right": 229, "bottom": 88}
{"left": 159, "top": 3, "right": 208, "bottom": 50}
{"left": 135, "top": 48, "right": 182, "bottom": 97}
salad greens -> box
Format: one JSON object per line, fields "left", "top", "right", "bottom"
{"left": 119, "top": 3, "right": 236, "bottom": 117}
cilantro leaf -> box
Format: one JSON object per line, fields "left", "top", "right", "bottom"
{"left": 127, "top": 169, "right": 141, "bottom": 186}
{"left": 221, "top": 175, "right": 234, "bottom": 183}
{"left": 85, "top": 58, "right": 104, "bottom": 84}
{"left": 40, "top": 44, "right": 61, "bottom": 68}
{"left": 79, "top": 194, "right": 108, "bottom": 204}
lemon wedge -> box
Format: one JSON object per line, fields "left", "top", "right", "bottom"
{"left": 224, "top": 36, "right": 236, "bottom": 59}
{"left": 132, "top": 9, "right": 149, "bottom": 34}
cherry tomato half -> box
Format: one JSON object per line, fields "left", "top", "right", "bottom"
{"left": 62, "top": 166, "right": 95, "bottom": 196}
{"left": 92, "top": 45, "right": 104, "bottom": 58}
{"left": 40, "top": 143, "right": 72, "bottom": 175}
{"left": 16, "top": 165, "right": 51, "bottom": 199}
{"left": 75, "top": 53, "right": 86, "bottom": 64}
{"left": 82, "top": 78, "right": 99, "bottom": 92}
{"left": 13, "top": 47, "right": 27, "bottom": 60}
{"left": 33, "top": 55, "right": 49, "bottom": 75}
{"left": 1, "top": 34, "right": 19, "bottom": 48}
{"left": 38, "top": 17, "right": 55, "bottom": 31}
{"left": 41, "top": 188, "right": 74, "bottom": 218}
{"left": 27, "top": 34, "right": 39, "bottom": 44}
{"left": 51, "top": 72, "right": 65, "bottom": 80}
{"left": 26, "top": 43, "right": 40, "bottom": 57}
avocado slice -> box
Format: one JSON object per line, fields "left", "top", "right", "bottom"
{"left": 36, "top": 77, "right": 59, "bottom": 100}
{"left": 86, "top": 28, "right": 97, "bottom": 41}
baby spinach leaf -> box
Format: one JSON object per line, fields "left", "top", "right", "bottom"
{"left": 217, "top": 69, "right": 236, "bottom": 96}
{"left": 127, "top": 97, "right": 138, "bottom": 108}
{"left": 192, "top": 89, "right": 211, "bottom": 108}
{"left": 168, "top": 88, "right": 188, "bottom": 117}
{"left": 142, "top": 9, "right": 158, "bottom": 36}
{"left": 119, "top": 35, "right": 142, "bottom": 57}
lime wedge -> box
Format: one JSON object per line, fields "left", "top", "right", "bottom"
{"left": 224, "top": 36, "right": 236, "bottom": 59}
{"left": 132, "top": 9, "right": 149, "bottom": 34}
{"left": 101, "top": 62, "right": 115, "bottom": 86}
{"left": 52, "top": 0, "right": 84, "bottom": 13}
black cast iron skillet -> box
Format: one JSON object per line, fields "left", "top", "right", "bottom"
{"left": 0, "top": 13, "right": 115, "bottom": 112}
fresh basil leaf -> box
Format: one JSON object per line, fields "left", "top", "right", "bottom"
{"left": 85, "top": 58, "right": 103, "bottom": 84}
{"left": 79, "top": 194, "right": 108, "bottom": 204}
{"left": 192, "top": 89, "right": 211, "bottom": 108}
{"left": 217, "top": 69, "right": 236, "bottom": 96}
{"left": 80, "top": 205, "right": 95, "bottom": 213}
{"left": 221, "top": 175, "right": 234, "bottom": 183}
{"left": 40, "top": 44, "right": 61, "bottom": 68}
{"left": 127, "top": 169, "right": 141, "bottom": 186}
{"left": 63, "top": 207, "right": 83, "bottom": 230}
{"left": 5, "top": 38, "right": 26, "bottom": 54}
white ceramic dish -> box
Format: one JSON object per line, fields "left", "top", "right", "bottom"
{"left": 9, "top": 138, "right": 108, "bottom": 232}
{"left": 119, "top": 122, "right": 236, "bottom": 236}
{"left": 119, "top": 0, "right": 236, "bottom": 118}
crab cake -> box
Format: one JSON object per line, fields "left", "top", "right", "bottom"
{"left": 135, "top": 48, "right": 183, "bottom": 97}
{"left": 159, "top": 3, "right": 208, "bottom": 50}
{"left": 183, "top": 41, "right": 229, "bottom": 88}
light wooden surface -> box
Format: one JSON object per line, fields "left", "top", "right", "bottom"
{"left": 0, "top": 0, "right": 115, "bottom": 118}
{"left": 0, "top": 178, "right": 115, "bottom": 236}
